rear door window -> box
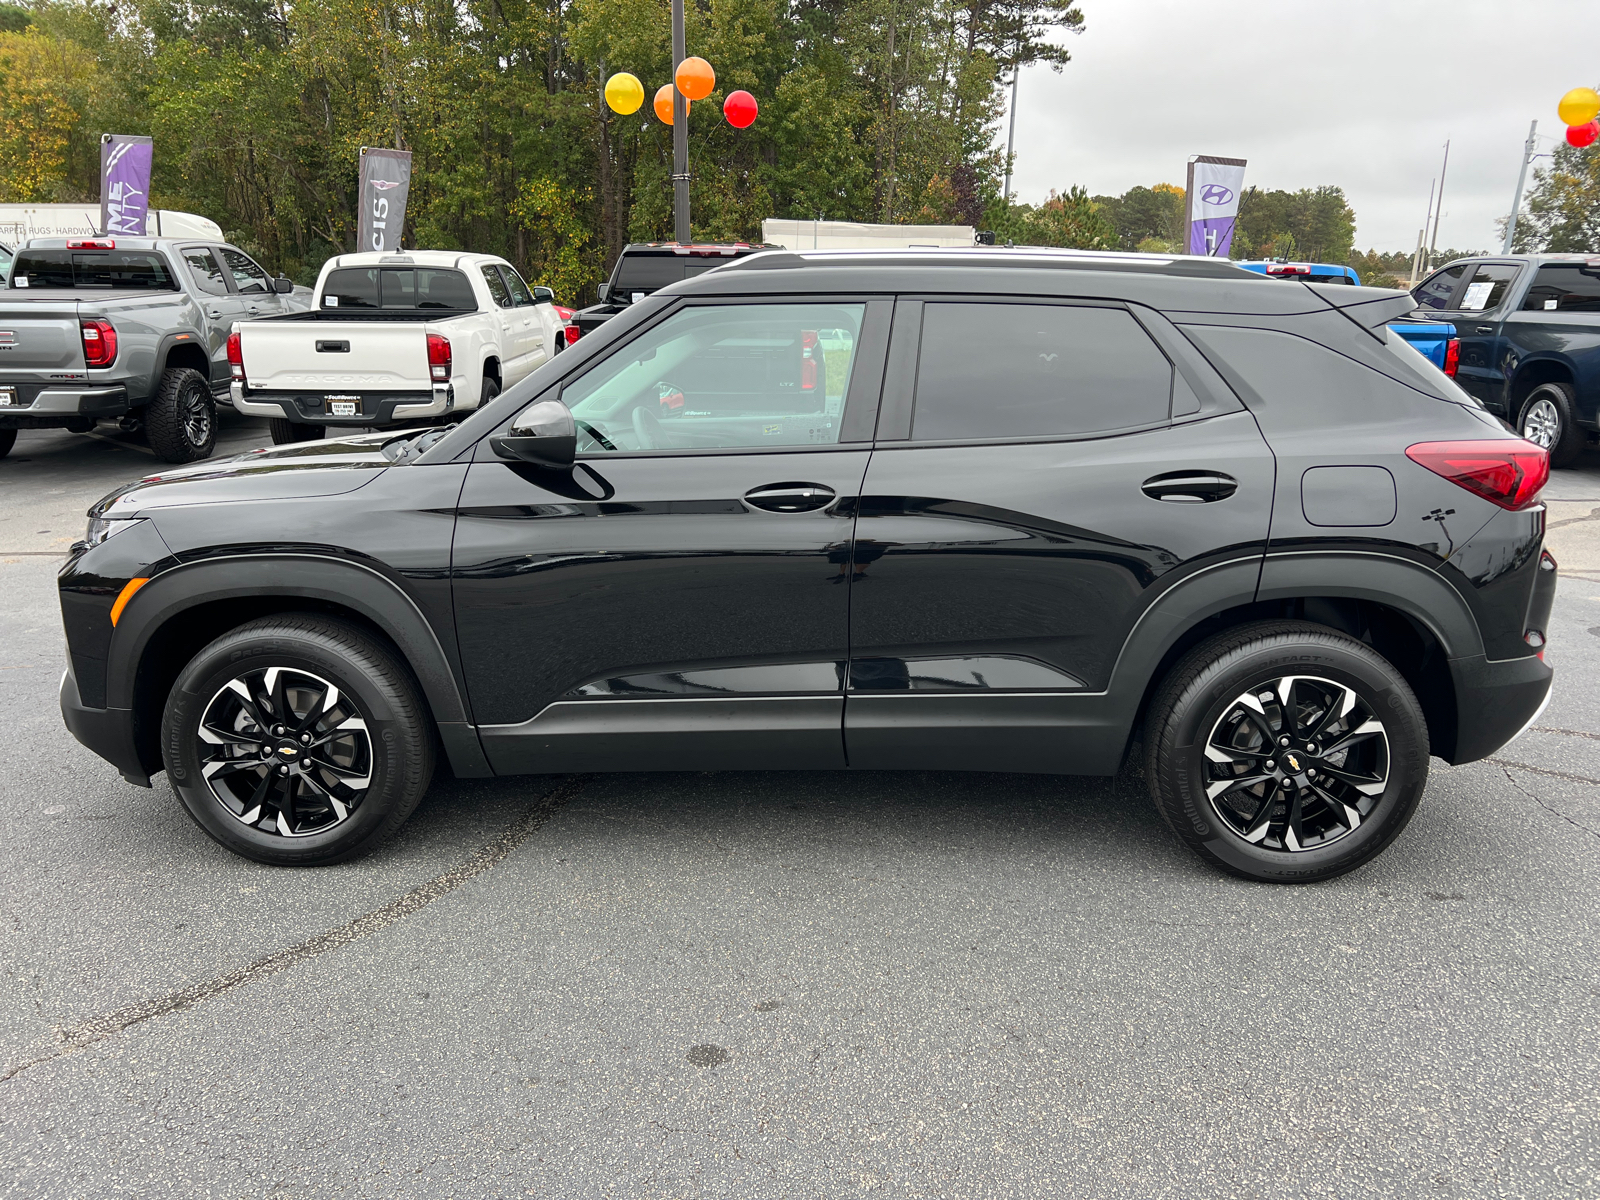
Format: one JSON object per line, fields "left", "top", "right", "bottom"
{"left": 480, "top": 265, "right": 512, "bottom": 308}
{"left": 1456, "top": 263, "right": 1521, "bottom": 312}
{"left": 1413, "top": 263, "right": 1469, "bottom": 310}
{"left": 1522, "top": 264, "right": 1600, "bottom": 312}
{"left": 910, "top": 302, "right": 1173, "bottom": 441}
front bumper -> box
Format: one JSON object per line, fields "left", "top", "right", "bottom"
{"left": 231, "top": 383, "right": 455, "bottom": 425}
{"left": 0, "top": 385, "right": 130, "bottom": 425}
{"left": 1448, "top": 651, "right": 1554, "bottom": 764}
{"left": 60, "top": 663, "right": 150, "bottom": 788}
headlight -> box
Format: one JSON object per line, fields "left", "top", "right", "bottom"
{"left": 82, "top": 516, "right": 144, "bottom": 548}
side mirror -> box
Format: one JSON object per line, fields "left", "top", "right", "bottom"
{"left": 274, "top": 275, "right": 294, "bottom": 294}
{"left": 490, "top": 398, "right": 576, "bottom": 470}
{"left": 596, "top": 282, "right": 610, "bottom": 302}
{"left": 532, "top": 286, "right": 555, "bottom": 304}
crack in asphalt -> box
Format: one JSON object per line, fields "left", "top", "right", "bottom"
{"left": 1530, "top": 725, "right": 1600, "bottom": 742}
{"left": 1490, "top": 761, "right": 1600, "bottom": 842}
{"left": 1, "top": 775, "right": 586, "bottom": 1084}
{"left": 1544, "top": 505, "right": 1600, "bottom": 530}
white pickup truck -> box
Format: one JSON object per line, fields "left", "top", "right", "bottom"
{"left": 230, "top": 250, "right": 568, "bottom": 443}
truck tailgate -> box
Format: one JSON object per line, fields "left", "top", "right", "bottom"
{"left": 0, "top": 297, "right": 84, "bottom": 375}
{"left": 239, "top": 321, "right": 431, "bottom": 392}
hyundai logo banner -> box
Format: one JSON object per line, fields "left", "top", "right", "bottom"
{"left": 358, "top": 147, "right": 413, "bottom": 253}
{"left": 100, "top": 134, "right": 154, "bottom": 237}
{"left": 1184, "top": 155, "right": 1248, "bottom": 258}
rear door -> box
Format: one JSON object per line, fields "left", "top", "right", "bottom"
{"left": 844, "top": 298, "right": 1275, "bottom": 773}
{"left": 452, "top": 296, "right": 889, "bottom": 774}
{"left": 477, "top": 264, "right": 520, "bottom": 381}
{"left": 1448, "top": 261, "right": 1524, "bottom": 412}
{"left": 178, "top": 245, "right": 241, "bottom": 385}
{"left": 496, "top": 264, "right": 547, "bottom": 382}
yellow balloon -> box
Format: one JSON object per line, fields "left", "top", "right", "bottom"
{"left": 1558, "top": 87, "right": 1600, "bottom": 128}
{"left": 605, "top": 72, "right": 645, "bottom": 116}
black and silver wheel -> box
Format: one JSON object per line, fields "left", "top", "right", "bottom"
{"left": 145, "top": 367, "right": 217, "bottom": 463}
{"left": 1518, "top": 381, "right": 1584, "bottom": 468}
{"left": 0, "top": 427, "right": 15, "bottom": 459}
{"left": 269, "top": 417, "right": 325, "bottom": 445}
{"left": 162, "top": 614, "right": 433, "bottom": 866}
{"left": 1146, "top": 621, "right": 1428, "bottom": 883}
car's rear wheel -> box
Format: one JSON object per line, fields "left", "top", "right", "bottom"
{"left": 145, "top": 367, "right": 217, "bottom": 463}
{"left": 269, "top": 417, "right": 325, "bottom": 445}
{"left": 1145, "top": 620, "right": 1429, "bottom": 883}
{"left": 161, "top": 614, "right": 434, "bottom": 866}
{"left": 1519, "top": 381, "right": 1585, "bottom": 468}
{"left": 0, "top": 427, "right": 15, "bottom": 459}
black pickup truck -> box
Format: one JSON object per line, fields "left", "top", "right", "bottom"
{"left": 573, "top": 241, "right": 778, "bottom": 338}
{"left": 1412, "top": 254, "right": 1600, "bottom": 465}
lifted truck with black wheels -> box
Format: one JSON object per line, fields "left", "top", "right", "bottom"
{"left": 0, "top": 236, "right": 307, "bottom": 462}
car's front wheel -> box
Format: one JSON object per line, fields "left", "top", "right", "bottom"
{"left": 145, "top": 367, "right": 217, "bottom": 463}
{"left": 1145, "top": 621, "right": 1429, "bottom": 883}
{"left": 161, "top": 614, "right": 434, "bottom": 866}
{"left": 1518, "top": 381, "right": 1585, "bottom": 468}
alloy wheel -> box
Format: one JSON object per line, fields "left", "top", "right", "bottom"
{"left": 196, "top": 666, "right": 373, "bottom": 837}
{"left": 1522, "top": 397, "right": 1561, "bottom": 450}
{"left": 1203, "top": 674, "right": 1389, "bottom": 853}
{"left": 182, "top": 385, "right": 213, "bottom": 449}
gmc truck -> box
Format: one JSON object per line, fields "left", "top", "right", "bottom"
{"left": 232, "top": 250, "right": 567, "bottom": 443}
{"left": 0, "top": 236, "right": 306, "bottom": 461}
{"left": 572, "top": 241, "right": 778, "bottom": 338}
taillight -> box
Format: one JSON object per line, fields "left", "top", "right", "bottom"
{"left": 563, "top": 324, "right": 581, "bottom": 346}
{"left": 80, "top": 319, "right": 117, "bottom": 368}
{"left": 1406, "top": 439, "right": 1549, "bottom": 511}
{"left": 1442, "top": 337, "right": 1460, "bottom": 378}
{"left": 226, "top": 330, "right": 244, "bottom": 382}
{"left": 426, "top": 333, "right": 452, "bottom": 382}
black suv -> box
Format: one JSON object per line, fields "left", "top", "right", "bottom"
{"left": 573, "top": 241, "right": 778, "bottom": 338}
{"left": 60, "top": 250, "right": 1556, "bottom": 883}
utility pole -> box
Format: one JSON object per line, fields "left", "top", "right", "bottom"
{"left": 1002, "top": 45, "right": 1020, "bottom": 203}
{"left": 1427, "top": 140, "right": 1450, "bottom": 267}
{"left": 1410, "top": 178, "right": 1434, "bottom": 285}
{"left": 1503, "top": 120, "right": 1538, "bottom": 254}
{"left": 671, "top": 0, "right": 689, "bottom": 242}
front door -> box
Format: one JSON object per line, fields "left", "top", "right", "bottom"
{"left": 844, "top": 298, "right": 1275, "bottom": 773}
{"left": 1447, "top": 261, "right": 1523, "bottom": 413}
{"left": 451, "top": 296, "right": 888, "bottom": 774}
{"left": 178, "top": 245, "right": 242, "bottom": 387}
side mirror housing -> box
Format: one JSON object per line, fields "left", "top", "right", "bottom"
{"left": 596, "top": 282, "right": 610, "bottom": 302}
{"left": 274, "top": 275, "right": 294, "bottom": 294}
{"left": 532, "top": 285, "right": 555, "bottom": 303}
{"left": 490, "top": 398, "right": 576, "bottom": 470}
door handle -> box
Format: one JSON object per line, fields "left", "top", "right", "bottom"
{"left": 206, "top": 307, "right": 222, "bottom": 318}
{"left": 1141, "top": 471, "right": 1238, "bottom": 503}
{"left": 1473, "top": 325, "right": 1494, "bottom": 334}
{"left": 743, "top": 482, "right": 837, "bottom": 513}
{"left": 246, "top": 304, "right": 261, "bottom": 314}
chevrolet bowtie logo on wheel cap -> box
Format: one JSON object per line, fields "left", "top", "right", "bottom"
{"left": 278, "top": 746, "right": 298, "bottom": 758}
{"left": 1284, "top": 752, "right": 1302, "bottom": 772}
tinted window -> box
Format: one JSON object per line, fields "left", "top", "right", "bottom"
{"left": 1457, "top": 263, "right": 1520, "bottom": 312}
{"left": 912, "top": 303, "right": 1172, "bottom": 441}
{"left": 1522, "top": 264, "right": 1600, "bottom": 313}
{"left": 480, "top": 265, "right": 511, "bottom": 308}
{"left": 321, "top": 267, "right": 476, "bottom": 311}
{"left": 182, "top": 247, "right": 229, "bottom": 296}
{"left": 500, "top": 265, "right": 536, "bottom": 307}
{"left": 221, "top": 247, "right": 270, "bottom": 294}
{"left": 9, "top": 250, "right": 177, "bottom": 290}
{"left": 564, "top": 303, "right": 864, "bottom": 452}
{"left": 612, "top": 255, "right": 726, "bottom": 294}
{"left": 1413, "top": 263, "right": 1468, "bottom": 310}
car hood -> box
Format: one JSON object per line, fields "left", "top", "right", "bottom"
{"left": 90, "top": 431, "right": 396, "bottom": 518}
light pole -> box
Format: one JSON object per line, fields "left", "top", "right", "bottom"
{"left": 1503, "top": 120, "right": 1538, "bottom": 254}
{"left": 1002, "top": 40, "right": 1020, "bottom": 203}
{"left": 671, "top": 0, "right": 690, "bottom": 242}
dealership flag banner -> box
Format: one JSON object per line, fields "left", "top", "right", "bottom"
{"left": 1185, "top": 155, "right": 1248, "bottom": 257}
{"left": 100, "top": 134, "right": 153, "bottom": 236}
{"left": 358, "top": 147, "right": 413, "bottom": 253}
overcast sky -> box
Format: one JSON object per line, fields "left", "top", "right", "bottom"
{"left": 1008, "top": 0, "right": 1597, "bottom": 252}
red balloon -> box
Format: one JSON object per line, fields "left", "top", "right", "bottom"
{"left": 1567, "top": 120, "right": 1599, "bottom": 148}
{"left": 724, "top": 90, "right": 758, "bottom": 129}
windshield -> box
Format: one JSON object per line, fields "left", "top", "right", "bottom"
{"left": 9, "top": 249, "right": 177, "bottom": 290}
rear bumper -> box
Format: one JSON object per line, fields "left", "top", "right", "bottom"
{"left": 59, "top": 664, "right": 150, "bottom": 788}
{"left": 0, "top": 385, "right": 130, "bottom": 425}
{"left": 1447, "top": 651, "right": 1554, "bottom": 764}
{"left": 231, "top": 383, "right": 456, "bottom": 425}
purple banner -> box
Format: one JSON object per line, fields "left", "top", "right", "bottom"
{"left": 100, "top": 134, "right": 153, "bottom": 237}
{"left": 1184, "top": 156, "right": 1247, "bottom": 257}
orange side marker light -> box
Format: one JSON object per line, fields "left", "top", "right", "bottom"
{"left": 110, "top": 577, "right": 150, "bottom": 626}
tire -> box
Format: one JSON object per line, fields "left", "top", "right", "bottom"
{"left": 481, "top": 376, "right": 500, "bottom": 407}
{"left": 1145, "top": 620, "right": 1429, "bottom": 884}
{"left": 145, "top": 367, "right": 218, "bottom": 463}
{"left": 269, "top": 417, "right": 325, "bottom": 445}
{"left": 161, "top": 614, "right": 435, "bottom": 866}
{"left": 0, "top": 427, "right": 15, "bottom": 459}
{"left": 1518, "top": 381, "right": 1585, "bottom": 468}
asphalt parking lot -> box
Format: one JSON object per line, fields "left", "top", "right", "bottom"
{"left": 2, "top": 418, "right": 1598, "bottom": 1198}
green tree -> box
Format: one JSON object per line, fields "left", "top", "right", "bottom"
{"left": 1509, "top": 139, "right": 1600, "bottom": 253}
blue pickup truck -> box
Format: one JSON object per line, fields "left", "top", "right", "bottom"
{"left": 1409, "top": 254, "right": 1600, "bottom": 465}
{"left": 1236, "top": 259, "right": 1460, "bottom": 376}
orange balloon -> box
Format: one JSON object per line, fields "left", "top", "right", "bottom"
{"left": 653, "top": 83, "right": 688, "bottom": 124}
{"left": 675, "top": 56, "right": 716, "bottom": 102}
